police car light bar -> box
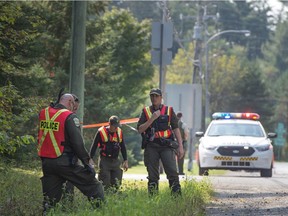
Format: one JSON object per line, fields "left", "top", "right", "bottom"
{"left": 212, "top": 112, "right": 260, "bottom": 120}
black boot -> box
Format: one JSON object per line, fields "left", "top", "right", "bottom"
{"left": 42, "top": 201, "right": 51, "bottom": 216}
{"left": 88, "top": 196, "right": 104, "bottom": 208}
{"left": 148, "top": 180, "right": 159, "bottom": 196}
{"left": 169, "top": 180, "right": 182, "bottom": 197}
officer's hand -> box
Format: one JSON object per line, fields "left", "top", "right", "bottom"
{"left": 152, "top": 110, "right": 161, "bottom": 120}
{"left": 122, "top": 160, "right": 128, "bottom": 172}
{"left": 85, "top": 164, "right": 96, "bottom": 176}
{"left": 89, "top": 158, "right": 95, "bottom": 166}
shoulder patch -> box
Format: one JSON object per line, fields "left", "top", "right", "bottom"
{"left": 73, "top": 117, "right": 80, "bottom": 127}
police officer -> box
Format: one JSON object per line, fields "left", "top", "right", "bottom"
{"left": 176, "top": 112, "right": 189, "bottom": 175}
{"left": 63, "top": 94, "right": 80, "bottom": 202}
{"left": 90, "top": 115, "right": 128, "bottom": 193}
{"left": 137, "top": 88, "right": 184, "bottom": 196}
{"left": 38, "top": 94, "right": 104, "bottom": 214}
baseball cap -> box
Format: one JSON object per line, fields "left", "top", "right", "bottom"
{"left": 149, "top": 88, "right": 162, "bottom": 96}
{"left": 176, "top": 112, "right": 183, "bottom": 118}
{"left": 109, "top": 115, "right": 121, "bottom": 127}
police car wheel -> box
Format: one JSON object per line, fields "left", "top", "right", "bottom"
{"left": 199, "top": 166, "right": 209, "bottom": 176}
{"left": 260, "top": 166, "right": 272, "bottom": 178}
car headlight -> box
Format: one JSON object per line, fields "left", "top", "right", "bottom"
{"left": 202, "top": 144, "right": 217, "bottom": 150}
{"left": 255, "top": 144, "right": 271, "bottom": 152}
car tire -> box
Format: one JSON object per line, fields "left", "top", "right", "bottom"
{"left": 260, "top": 166, "right": 272, "bottom": 177}
{"left": 199, "top": 166, "right": 209, "bottom": 176}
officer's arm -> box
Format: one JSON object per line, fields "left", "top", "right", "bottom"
{"left": 90, "top": 132, "right": 101, "bottom": 159}
{"left": 173, "top": 128, "right": 184, "bottom": 159}
{"left": 171, "top": 111, "right": 184, "bottom": 159}
{"left": 65, "top": 114, "right": 90, "bottom": 165}
{"left": 137, "top": 110, "right": 160, "bottom": 134}
{"left": 183, "top": 123, "right": 189, "bottom": 141}
{"left": 120, "top": 137, "right": 127, "bottom": 161}
{"left": 120, "top": 136, "right": 128, "bottom": 171}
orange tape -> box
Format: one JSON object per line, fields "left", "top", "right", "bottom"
{"left": 82, "top": 117, "right": 139, "bottom": 129}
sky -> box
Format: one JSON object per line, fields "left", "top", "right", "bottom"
{"left": 267, "top": 0, "right": 287, "bottom": 15}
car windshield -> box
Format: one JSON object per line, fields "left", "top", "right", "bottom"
{"left": 207, "top": 123, "right": 265, "bottom": 137}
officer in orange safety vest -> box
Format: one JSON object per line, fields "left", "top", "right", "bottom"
{"left": 137, "top": 88, "right": 184, "bottom": 196}
{"left": 90, "top": 115, "right": 128, "bottom": 193}
{"left": 38, "top": 93, "right": 104, "bottom": 214}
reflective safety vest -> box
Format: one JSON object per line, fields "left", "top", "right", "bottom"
{"left": 143, "top": 105, "right": 172, "bottom": 138}
{"left": 38, "top": 107, "right": 72, "bottom": 158}
{"left": 98, "top": 126, "right": 123, "bottom": 157}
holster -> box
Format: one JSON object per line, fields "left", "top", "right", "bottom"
{"left": 160, "top": 138, "right": 179, "bottom": 149}
{"left": 141, "top": 133, "right": 149, "bottom": 149}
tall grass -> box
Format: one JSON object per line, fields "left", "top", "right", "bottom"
{"left": 0, "top": 164, "right": 43, "bottom": 215}
{"left": 0, "top": 161, "right": 212, "bottom": 216}
{"left": 49, "top": 179, "right": 212, "bottom": 216}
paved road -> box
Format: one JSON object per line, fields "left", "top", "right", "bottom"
{"left": 123, "top": 172, "right": 190, "bottom": 181}
{"left": 204, "top": 162, "right": 288, "bottom": 215}
{"left": 123, "top": 161, "right": 288, "bottom": 180}
{"left": 123, "top": 162, "right": 288, "bottom": 215}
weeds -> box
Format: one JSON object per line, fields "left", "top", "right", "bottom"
{"left": 0, "top": 161, "right": 212, "bottom": 216}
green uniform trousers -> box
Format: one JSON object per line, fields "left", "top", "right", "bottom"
{"left": 98, "top": 156, "right": 123, "bottom": 191}
{"left": 144, "top": 143, "right": 181, "bottom": 194}
{"left": 40, "top": 155, "right": 104, "bottom": 207}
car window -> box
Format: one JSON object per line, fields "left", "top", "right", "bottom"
{"left": 207, "top": 123, "right": 264, "bottom": 137}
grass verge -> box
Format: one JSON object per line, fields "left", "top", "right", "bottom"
{"left": 0, "top": 160, "right": 213, "bottom": 216}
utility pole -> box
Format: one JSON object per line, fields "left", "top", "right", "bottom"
{"left": 192, "top": 2, "right": 204, "bottom": 84}
{"left": 151, "top": 0, "right": 173, "bottom": 94}
{"left": 69, "top": 1, "right": 87, "bottom": 128}
{"left": 187, "top": 1, "right": 204, "bottom": 172}
{"left": 159, "top": 0, "right": 167, "bottom": 93}
{"left": 159, "top": 0, "right": 171, "bottom": 95}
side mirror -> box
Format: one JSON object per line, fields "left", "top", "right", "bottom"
{"left": 195, "top": 131, "right": 204, "bottom": 137}
{"left": 267, "top": 132, "right": 277, "bottom": 138}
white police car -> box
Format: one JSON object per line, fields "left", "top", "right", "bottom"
{"left": 196, "top": 112, "right": 277, "bottom": 177}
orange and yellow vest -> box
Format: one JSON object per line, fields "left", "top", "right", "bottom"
{"left": 143, "top": 105, "right": 173, "bottom": 139}
{"left": 38, "top": 107, "right": 72, "bottom": 158}
{"left": 98, "top": 126, "right": 123, "bottom": 158}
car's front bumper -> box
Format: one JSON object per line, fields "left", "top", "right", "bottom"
{"left": 199, "top": 147, "right": 273, "bottom": 170}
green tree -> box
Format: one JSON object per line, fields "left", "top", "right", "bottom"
{"left": 85, "top": 8, "right": 153, "bottom": 124}
{"left": 111, "top": 1, "right": 160, "bottom": 22}
{"left": 0, "top": 83, "right": 49, "bottom": 158}
{"left": 261, "top": 19, "right": 288, "bottom": 142}
{"left": 0, "top": 2, "right": 45, "bottom": 83}
{"left": 229, "top": 62, "right": 273, "bottom": 129}
{"left": 0, "top": 2, "right": 53, "bottom": 160}
{"left": 166, "top": 43, "right": 194, "bottom": 84}
{"left": 84, "top": 8, "right": 153, "bottom": 162}
{"left": 209, "top": 52, "right": 244, "bottom": 113}
{"left": 217, "top": 0, "right": 273, "bottom": 59}
{"left": 272, "top": 21, "right": 288, "bottom": 73}
{"left": 0, "top": 1, "right": 107, "bottom": 160}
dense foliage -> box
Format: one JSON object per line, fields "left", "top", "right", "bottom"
{"left": 0, "top": 2, "right": 152, "bottom": 164}
{"left": 0, "top": 0, "right": 288, "bottom": 162}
